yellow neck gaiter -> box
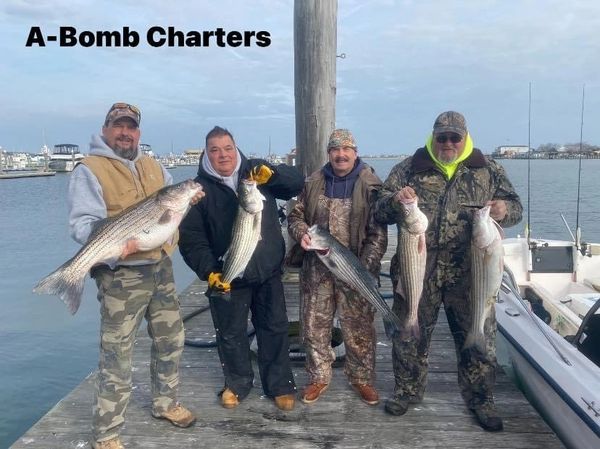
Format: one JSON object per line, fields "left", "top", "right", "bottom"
{"left": 425, "top": 133, "right": 474, "bottom": 180}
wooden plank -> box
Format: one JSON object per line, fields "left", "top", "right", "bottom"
{"left": 11, "top": 231, "right": 565, "bottom": 449}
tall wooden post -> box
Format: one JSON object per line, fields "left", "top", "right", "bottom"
{"left": 294, "top": 0, "right": 337, "bottom": 176}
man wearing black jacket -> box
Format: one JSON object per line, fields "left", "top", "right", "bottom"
{"left": 179, "top": 126, "right": 303, "bottom": 411}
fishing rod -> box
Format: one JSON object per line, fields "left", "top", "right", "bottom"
{"left": 526, "top": 82, "right": 532, "bottom": 248}
{"left": 574, "top": 84, "right": 585, "bottom": 252}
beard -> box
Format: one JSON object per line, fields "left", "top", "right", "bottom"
{"left": 438, "top": 153, "right": 458, "bottom": 163}
{"left": 113, "top": 142, "right": 137, "bottom": 160}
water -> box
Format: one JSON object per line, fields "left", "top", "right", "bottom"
{"left": 1, "top": 158, "right": 599, "bottom": 447}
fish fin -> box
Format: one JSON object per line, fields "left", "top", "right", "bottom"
{"left": 33, "top": 260, "right": 85, "bottom": 315}
{"left": 418, "top": 233, "right": 426, "bottom": 254}
{"left": 158, "top": 209, "right": 174, "bottom": 225}
{"left": 492, "top": 219, "right": 505, "bottom": 239}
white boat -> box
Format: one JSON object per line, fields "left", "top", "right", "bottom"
{"left": 496, "top": 236, "right": 600, "bottom": 449}
{"left": 48, "top": 144, "right": 84, "bottom": 172}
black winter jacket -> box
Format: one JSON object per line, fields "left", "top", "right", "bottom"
{"left": 179, "top": 152, "right": 304, "bottom": 286}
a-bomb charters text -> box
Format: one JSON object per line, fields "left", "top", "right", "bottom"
{"left": 25, "top": 26, "right": 272, "bottom": 48}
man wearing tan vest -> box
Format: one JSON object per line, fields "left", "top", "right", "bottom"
{"left": 68, "top": 103, "right": 203, "bottom": 449}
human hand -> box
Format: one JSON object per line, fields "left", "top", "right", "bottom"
{"left": 190, "top": 190, "right": 205, "bottom": 205}
{"left": 487, "top": 200, "right": 507, "bottom": 221}
{"left": 394, "top": 186, "right": 417, "bottom": 204}
{"left": 248, "top": 160, "right": 274, "bottom": 185}
{"left": 120, "top": 239, "right": 138, "bottom": 259}
{"left": 300, "top": 233, "right": 312, "bottom": 251}
{"left": 208, "top": 272, "right": 231, "bottom": 293}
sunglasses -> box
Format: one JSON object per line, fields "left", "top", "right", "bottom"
{"left": 106, "top": 102, "right": 141, "bottom": 123}
{"left": 435, "top": 133, "right": 462, "bottom": 144}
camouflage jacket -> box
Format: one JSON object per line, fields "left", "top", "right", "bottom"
{"left": 288, "top": 163, "right": 388, "bottom": 277}
{"left": 375, "top": 147, "right": 523, "bottom": 286}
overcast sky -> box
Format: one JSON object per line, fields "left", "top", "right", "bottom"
{"left": 1, "top": 0, "right": 599, "bottom": 156}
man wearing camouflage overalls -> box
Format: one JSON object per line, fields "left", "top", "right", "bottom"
{"left": 288, "top": 129, "right": 388, "bottom": 406}
{"left": 68, "top": 103, "right": 203, "bottom": 449}
{"left": 374, "top": 111, "right": 522, "bottom": 431}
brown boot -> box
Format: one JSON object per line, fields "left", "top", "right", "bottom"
{"left": 92, "top": 437, "right": 125, "bottom": 449}
{"left": 274, "top": 394, "right": 296, "bottom": 411}
{"left": 301, "top": 383, "right": 329, "bottom": 404}
{"left": 151, "top": 403, "right": 196, "bottom": 428}
{"left": 221, "top": 388, "right": 240, "bottom": 409}
{"left": 351, "top": 384, "right": 379, "bottom": 405}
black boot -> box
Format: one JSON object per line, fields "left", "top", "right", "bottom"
{"left": 384, "top": 395, "right": 410, "bottom": 416}
{"left": 472, "top": 404, "right": 504, "bottom": 431}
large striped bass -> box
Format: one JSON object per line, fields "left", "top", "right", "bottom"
{"left": 34, "top": 179, "right": 203, "bottom": 314}
{"left": 221, "top": 179, "right": 265, "bottom": 283}
{"left": 464, "top": 205, "right": 504, "bottom": 353}
{"left": 306, "top": 225, "right": 402, "bottom": 339}
{"left": 395, "top": 197, "right": 428, "bottom": 340}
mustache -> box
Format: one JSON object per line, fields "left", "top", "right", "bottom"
{"left": 333, "top": 157, "right": 350, "bottom": 163}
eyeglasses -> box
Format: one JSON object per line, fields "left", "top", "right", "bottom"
{"left": 105, "top": 102, "right": 141, "bottom": 124}
{"left": 435, "top": 133, "right": 462, "bottom": 144}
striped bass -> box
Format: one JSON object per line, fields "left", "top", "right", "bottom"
{"left": 306, "top": 224, "right": 402, "bottom": 339}
{"left": 221, "top": 179, "right": 265, "bottom": 283}
{"left": 34, "top": 179, "right": 203, "bottom": 314}
{"left": 464, "top": 205, "right": 504, "bottom": 353}
{"left": 395, "top": 197, "right": 428, "bottom": 340}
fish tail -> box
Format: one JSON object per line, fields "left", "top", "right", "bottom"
{"left": 463, "top": 331, "right": 487, "bottom": 355}
{"left": 403, "top": 321, "right": 421, "bottom": 341}
{"left": 383, "top": 312, "right": 404, "bottom": 340}
{"left": 33, "top": 261, "right": 84, "bottom": 315}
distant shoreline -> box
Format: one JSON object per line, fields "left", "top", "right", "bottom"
{"left": 361, "top": 156, "right": 405, "bottom": 160}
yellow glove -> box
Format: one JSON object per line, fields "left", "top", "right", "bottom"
{"left": 249, "top": 164, "right": 274, "bottom": 185}
{"left": 208, "top": 272, "right": 231, "bottom": 293}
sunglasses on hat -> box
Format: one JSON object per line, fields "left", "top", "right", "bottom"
{"left": 435, "top": 133, "right": 462, "bottom": 144}
{"left": 105, "top": 102, "right": 141, "bottom": 124}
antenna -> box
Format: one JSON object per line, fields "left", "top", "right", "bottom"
{"left": 526, "top": 82, "right": 532, "bottom": 246}
{"left": 575, "top": 84, "right": 585, "bottom": 250}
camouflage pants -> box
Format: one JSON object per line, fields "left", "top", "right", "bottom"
{"left": 301, "top": 270, "right": 377, "bottom": 385}
{"left": 91, "top": 257, "right": 185, "bottom": 442}
{"left": 390, "top": 256, "right": 497, "bottom": 408}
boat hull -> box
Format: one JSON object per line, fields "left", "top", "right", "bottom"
{"left": 496, "top": 276, "right": 600, "bottom": 449}
{"left": 497, "top": 324, "right": 600, "bottom": 449}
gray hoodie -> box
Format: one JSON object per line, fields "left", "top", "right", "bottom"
{"left": 67, "top": 134, "right": 172, "bottom": 265}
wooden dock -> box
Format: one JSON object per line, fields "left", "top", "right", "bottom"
{"left": 0, "top": 171, "right": 56, "bottom": 179}
{"left": 12, "top": 236, "right": 564, "bottom": 449}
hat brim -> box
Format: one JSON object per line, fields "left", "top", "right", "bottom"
{"left": 433, "top": 126, "right": 466, "bottom": 137}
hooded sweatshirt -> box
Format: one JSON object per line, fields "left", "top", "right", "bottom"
{"left": 322, "top": 158, "right": 365, "bottom": 199}
{"left": 67, "top": 135, "right": 172, "bottom": 262}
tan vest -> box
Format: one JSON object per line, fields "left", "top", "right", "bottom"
{"left": 81, "top": 155, "right": 173, "bottom": 262}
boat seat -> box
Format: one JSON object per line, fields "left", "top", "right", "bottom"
{"left": 584, "top": 277, "right": 600, "bottom": 292}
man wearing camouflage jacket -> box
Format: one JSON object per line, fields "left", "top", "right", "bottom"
{"left": 288, "top": 129, "right": 388, "bottom": 406}
{"left": 374, "top": 111, "right": 522, "bottom": 431}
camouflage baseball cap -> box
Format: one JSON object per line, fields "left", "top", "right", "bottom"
{"left": 104, "top": 102, "right": 141, "bottom": 127}
{"left": 327, "top": 129, "right": 357, "bottom": 151}
{"left": 433, "top": 111, "right": 467, "bottom": 137}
